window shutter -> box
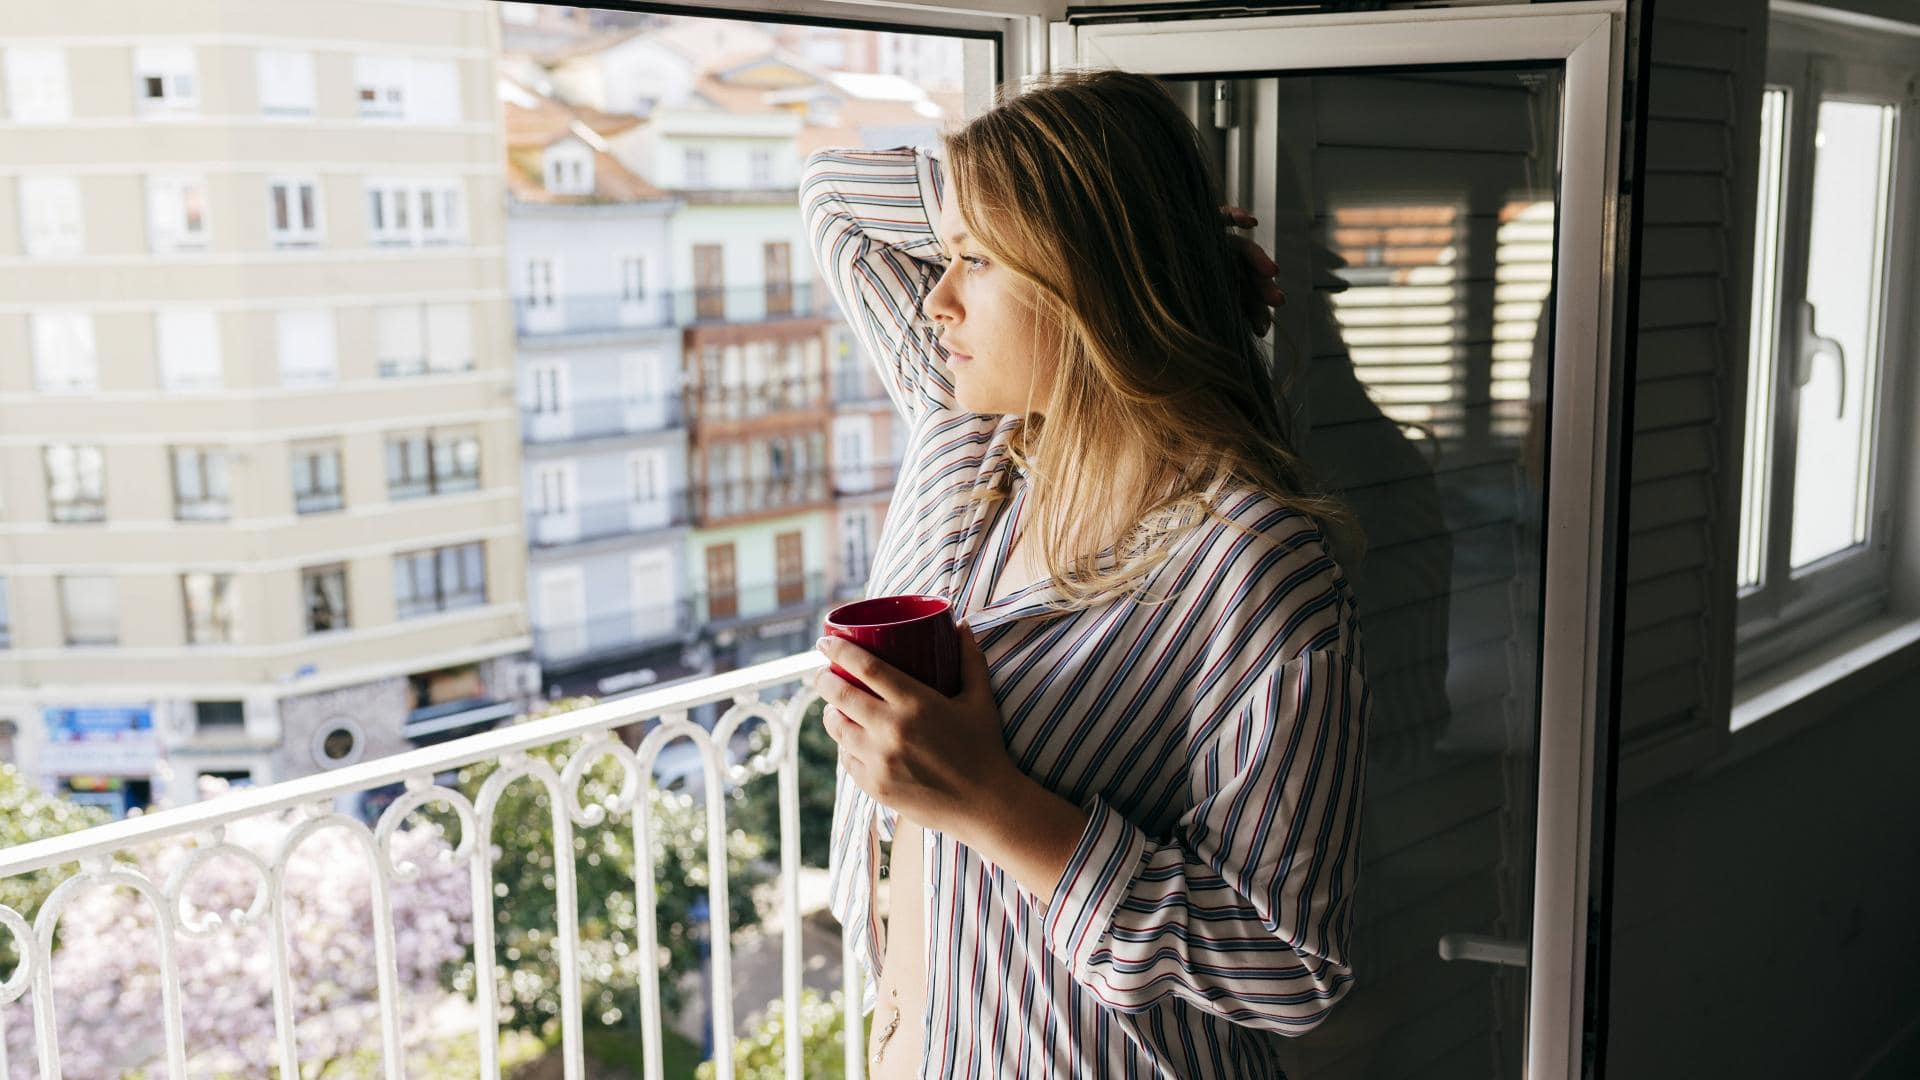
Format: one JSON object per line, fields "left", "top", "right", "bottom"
{"left": 1613, "top": 4, "right": 1760, "bottom": 794}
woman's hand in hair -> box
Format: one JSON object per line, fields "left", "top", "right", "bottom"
{"left": 812, "top": 622, "right": 1021, "bottom": 839}
{"left": 1221, "top": 205, "right": 1286, "bottom": 336}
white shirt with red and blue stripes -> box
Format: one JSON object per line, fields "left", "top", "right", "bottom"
{"left": 802, "top": 145, "right": 1371, "bottom": 1079}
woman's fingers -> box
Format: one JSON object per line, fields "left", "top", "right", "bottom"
{"left": 1220, "top": 204, "right": 1259, "bottom": 228}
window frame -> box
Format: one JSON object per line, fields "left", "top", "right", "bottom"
{"left": 132, "top": 45, "right": 199, "bottom": 115}
{"left": 303, "top": 562, "right": 351, "bottom": 635}
{"left": 44, "top": 443, "right": 105, "bottom": 524}
{"left": 256, "top": 48, "right": 315, "bottom": 118}
{"left": 180, "top": 571, "right": 238, "bottom": 645}
{"left": 267, "top": 175, "right": 324, "bottom": 248}
{"left": 1734, "top": 29, "right": 1918, "bottom": 686}
{"left": 4, "top": 46, "right": 71, "bottom": 123}
{"left": 170, "top": 445, "right": 232, "bottom": 521}
{"left": 291, "top": 440, "right": 345, "bottom": 515}
{"left": 59, "top": 574, "right": 117, "bottom": 646}
{"left": 18, "top": 175, "right": 84, "bottom": 257}
{"left": 146, "top": 174, "right": 210, "bottom": 253}
{"left": 393, "top": 541, "right": 486, "bottom": 619}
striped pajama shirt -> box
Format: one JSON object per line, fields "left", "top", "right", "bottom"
{"left": 803, "top": 146, "right": 1371, "bottom": 1078}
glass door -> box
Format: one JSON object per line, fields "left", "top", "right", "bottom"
{"left": 1067, "top": 7, "right": 1627, "bottom": 1079}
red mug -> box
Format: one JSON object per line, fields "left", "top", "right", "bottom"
{"left": 822, "top": 594, "right": 962, "bottom": 698}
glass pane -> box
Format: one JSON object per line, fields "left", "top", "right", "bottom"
{"left": 1738, "top": 88, "right": 1789, "bottom": 591}
{"left": 1789, "top": 99, "right": 1896, "bottom": 568}
{"left": 1169, "top": 66, "right": 1563, "bottom": 1078}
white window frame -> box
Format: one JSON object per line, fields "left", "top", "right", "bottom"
{"left": 276, "top": 308, "right": 338, "bottom": 387}
{"left": 133, "top": 45, "right": 199, "bottom": 115}
{"left": 256, "top": 49, "right": 315, "bottom": 118}
{"left": 155, "top": 309, "right": 224, "bottom": 393}
{"left": 5, "top": 47, "right": 71, "bottom": 123}
{"left": 354, "top": 55, "right": 408, "bottom": 120}
{"left": 170, "top": 446, "right": 232, "bottom": 520}
{"left": 619, "top": 254, "right": 647, "bottom": 303}
{"left": 267, "top": 175, "right": 324, "bottom": 247}
{"left": 683, "top": 147, "right": 709, "bottom": 188}
{"left": 146, "top": 174, "right": 210, "bottom": 253}
{"left": 18, "top": 175, "right": 84, "bottom": 257}
{"left": 1733, "top": 21, "right": 1917, "bottom": 688}
{"left": 544, "top": 142, "right": 594, "bottom": 195}
{"left": 364, "top": 178, "right": 465, "bottom": 247}
{"left": 31, "top": 311, "right": 96, "bottom": 394}
{"left": 59, "top": 575, "right": 117, "bottom": 646}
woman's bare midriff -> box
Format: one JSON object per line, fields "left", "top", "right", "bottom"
{"left": 869, "top": 817, "right": 927, "bottom": 1078}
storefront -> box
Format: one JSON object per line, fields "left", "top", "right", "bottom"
{"left": 38, "top": 704, "right": 160, "bottom": 818}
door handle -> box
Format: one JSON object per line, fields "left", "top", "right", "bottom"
{"left": 1794, "top": 299, "right": 1848, "bottom": 419}
{"left": 1438, "top": 932, "right": 1527, "bottom": 968}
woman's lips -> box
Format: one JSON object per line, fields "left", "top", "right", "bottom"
{"left": 947, "top": 349, "right": 973, "bottom": 362}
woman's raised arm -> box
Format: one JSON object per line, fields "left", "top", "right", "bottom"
{"left": 800, "top": 146, "right": 959, "bottom": 425}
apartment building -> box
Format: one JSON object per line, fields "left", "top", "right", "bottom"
{"left": 0, "top": 0, "right": 531, "bottom": 816}
{"left": 502, "top": 76, "right": 703, "bottom": 702}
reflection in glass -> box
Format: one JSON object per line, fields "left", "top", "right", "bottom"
{"left": 1175, "top": 65, "right": 1561, "bottom": 1078}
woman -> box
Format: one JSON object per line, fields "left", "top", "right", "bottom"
{"left": 801, "top": 68, "right": 1371, "bottom": 1079}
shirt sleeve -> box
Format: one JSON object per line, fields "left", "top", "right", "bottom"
{"left": 799, "top": 145, "right": 958, "bottom": 425}
{"left": 1035, "top": 647, "right": 1370, "bottom": 1035}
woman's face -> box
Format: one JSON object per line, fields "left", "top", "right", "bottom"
{"left": 925, "top": 191, "right": 1058, "bottom": 416}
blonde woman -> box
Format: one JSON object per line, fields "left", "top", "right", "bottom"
{"left": 802, "top": 68, "right": 1371, "bottom": 1079}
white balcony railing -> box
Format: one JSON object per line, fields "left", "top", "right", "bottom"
{"left": 0, "top": 650, "right": 869, "bottom": 1080}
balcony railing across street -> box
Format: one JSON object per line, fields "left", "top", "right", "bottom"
{"left": 0, "top": 651, "right": 872, "bottom": 1080}
{"left": 513, "top": 285, "right": 840, "bottom": 337}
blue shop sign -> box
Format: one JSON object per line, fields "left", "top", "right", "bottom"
{"left": 44, "top": 706, "right": 155, "bottom": 742}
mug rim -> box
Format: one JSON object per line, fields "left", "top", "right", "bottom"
{"left": 824, "top": 594, "right": 952, "bottom": 630}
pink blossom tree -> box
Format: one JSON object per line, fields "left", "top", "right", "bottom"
{"left": 2, "top": 788, "right": 475, "bottom": 1079}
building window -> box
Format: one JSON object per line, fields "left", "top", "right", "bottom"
{"left": 133, "top": 46, "right": 198, "bottom": 114}
{"left": 291, "top": 442, "right": 344, "bottom": 514}
{"left": 182, "top": 573, "right": 238, "bottom": 645}
{"left": 619, "top": 256, "right": 646, "bottom": 302}
{"left": 18, "top": 176, "right": 84, "bottom": 256}
{"left": 684, "top": 148, "right": 709, "bottom": 187}
{"left": 385, "top": 429, "right": 479, "bottom": 500}
{"left": 171, "top": 447, "right": 232, "bottom": 521}
{"left": 1733, "top": 33, "right": 1912, "bottom": 687}
{"left": 374, "top": 303, "right": 471, "bottom": 376}
{"left": 44, "top": 444, "right": 105, "bottom": 523}
{"left": 31, "top": 312, "right": 97, "bottom": 394}
{"left": 544, "top": 145, "right": 593, "bottom": 194}
{"left": 268, "top": 177, "right": 322, "bottom": 247}
{"left": 59, "top": 575, "right": 117, "bottom": 646}
{"left": 155, "top": 310, "right": 223, "bottom": 392}
{"left": 354, "top": 55, "right": 408, "bottom": 119}
{"left": 629, "top": 447, "right": 668, "bottom": 507}
{"left": 195, "top": 701, "right": 246, "bottom": 731}
{"left": 256, "top": 50, "right": 314, "bottom": 117}
{"left": 751, "top": 148, "right": 774, "bottom": 187}
{"left": 365, "top": 179, "right": 464, "bottom": 247}
{"left": 776, "top": 530, "right": 806, "bottom": 607}
{"left": 146, "top": 175, "right": 209, "bottom": 252}
{"left": 303, "top": 563, "right": 350, "bottom": 634}
{"left": 277, "top": 308, "right": 337, "bottom": 386}
{"left": 528, "top": 361, "right": 566, "bottom": 415}
{"left": 841, "top": 509, "right": 873, "bottom": 586}
{"left": 355, "top": 56, "right": 460, "bottom": 124}
{"left": 0, "top": 577, "right": 10, "bottom": 648}
{"left": 393, "top": 541, "right": 486, "bottom": 619}
{"left": 312, "top": 719, "right": 365, "bottom": 769}
{"left": 526, "top": 258, "right": 558, "bottom": 314}
{"left": 5, "top": 47, "right": 70, "bottom": 122}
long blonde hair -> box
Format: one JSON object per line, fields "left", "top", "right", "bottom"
{"left": 938, "top": 68, "right": 1361, "bottom": 610}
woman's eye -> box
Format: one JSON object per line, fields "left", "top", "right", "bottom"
{"left": 962, "top": 255, "right": 986, "bottom": 272}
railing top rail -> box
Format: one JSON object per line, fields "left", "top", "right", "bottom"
{"left": 0, "top": 649, "right": 826, "bottom": 880}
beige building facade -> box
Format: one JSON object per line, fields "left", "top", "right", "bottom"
{"left": 0, "top": 0, "right": 531, "bottom": 813}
